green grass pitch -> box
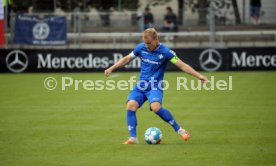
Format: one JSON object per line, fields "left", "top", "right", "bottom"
{"left": 0, "top": 72, "right": 275, "bottom": 166}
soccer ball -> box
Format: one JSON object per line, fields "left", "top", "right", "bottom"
{"left": 144, "top": 127, "right": 162, "bottom": 144}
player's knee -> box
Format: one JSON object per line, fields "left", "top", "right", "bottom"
{"left": 150, "top": 102, "right": 161, "bottom": 112}
{"left": 126, "top": 100, "right": 139, "bottom": 111}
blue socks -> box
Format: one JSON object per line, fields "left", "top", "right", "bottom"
{"left": 126, "top": 110, "right": 137, "bottom": 137}
{"left": 155, "top": 107, "right": 180, "bottom": 132}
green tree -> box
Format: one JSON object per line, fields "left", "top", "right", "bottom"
{"left": 185, "top": 0, "right": 207, "bottom": 25}
{"left": 185, "top": 0, "right": 241, "bottom": 25}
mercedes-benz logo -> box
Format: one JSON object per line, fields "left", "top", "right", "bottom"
{"left": 6, "top": 50, "right": 28, "bottom": 73}
{"left": 33, "top": 22, "right": 50, "bottom": 40}
{"left": 199, "top": 49, "right": 222, "bottom": 72}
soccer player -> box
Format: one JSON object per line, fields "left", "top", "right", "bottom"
{"left": 104, "top": 28, "right": 208, "bottom": 144}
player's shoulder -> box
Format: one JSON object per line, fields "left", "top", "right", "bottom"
{"left": 159, "top": 43, "right": 176, "bottom": 56}
{"left": 132, "top": 43, "right": 146, "bottom": 57}
{"left": 159, "top": 43, "right": 170, "bottom": 51}
{"left": 135, "top": 43, "right": 145, "bottom": 50}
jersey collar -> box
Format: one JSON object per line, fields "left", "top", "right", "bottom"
{"left": 153, "top": 43, "right": 161, "bottom": 51}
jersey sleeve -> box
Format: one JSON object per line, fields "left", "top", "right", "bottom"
{"left": 130, "top": 43, "right": 143, "bottom": 58}
{"left": 166, "top": 49, "right": 180, "bottom": 64}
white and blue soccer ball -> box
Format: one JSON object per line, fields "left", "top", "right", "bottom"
{"left": 144, "top": 127, "right": 162, "bottom": 144}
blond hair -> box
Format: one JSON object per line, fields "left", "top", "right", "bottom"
{"left": 143, "top": 28, "right": 158, "bottom": 40}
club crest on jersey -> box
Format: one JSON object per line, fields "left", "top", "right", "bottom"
{"left": 159, "top": 54, "right": 164, "bottom": 59}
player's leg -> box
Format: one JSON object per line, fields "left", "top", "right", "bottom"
{"left": 125, "top": 100, "right": 139, "bottom": 144}
{"left": 147, "top": 89, "right": 180, "bottom": 131}
{"left": 147, "top": 90, "right": 190, "bottom": 141}
{"left": 150, "top": 102, "right": 180, "bottom": 132}
{"left": 123, "top": 88, "right": 146, "bottom": 144}
{"left": 150, "top": 102, "right": 190, "bottom": 141}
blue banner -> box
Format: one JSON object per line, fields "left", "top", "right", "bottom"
{"left": 14, "top": 14, "right": 67, "bottom": 45}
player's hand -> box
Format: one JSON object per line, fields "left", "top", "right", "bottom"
{"left": 104, "top": 68, "right": 113, "bottom": 77}
{"left": 199, "top": 75, "right": 209, "bottom": 84}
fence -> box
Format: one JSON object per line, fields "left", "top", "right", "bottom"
{"left": 5, "top": 30, "right": 276, "bottom": 49}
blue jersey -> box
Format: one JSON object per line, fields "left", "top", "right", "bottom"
{"left": 130, "top": 43, "right": 176, "bottom": 81}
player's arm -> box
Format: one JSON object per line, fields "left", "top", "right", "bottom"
{"left": 170, "top": 56, "right": 208, "bottom": 83}
{"left": 104, "top": 54, "right": 133, "bottom": 77}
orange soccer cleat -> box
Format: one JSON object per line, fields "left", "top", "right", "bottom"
{"left": 123, "top": 137, "right": 139, "bottom": 144}
{"left": 177, "top": 128, "right": 190, "bottom": 141}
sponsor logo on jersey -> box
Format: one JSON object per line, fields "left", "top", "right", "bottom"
{"left": 141, "top": 58, "right": 161, "bottom": 65}
{"left": 142, "top": 51, "right": 149, "bottom": 54}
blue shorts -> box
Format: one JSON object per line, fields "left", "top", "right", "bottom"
{"left": 127, "top": 82, "right": 163, "bottom": 107}
{"left": 250, "top": 6, "right": 260, "bottom": 17}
